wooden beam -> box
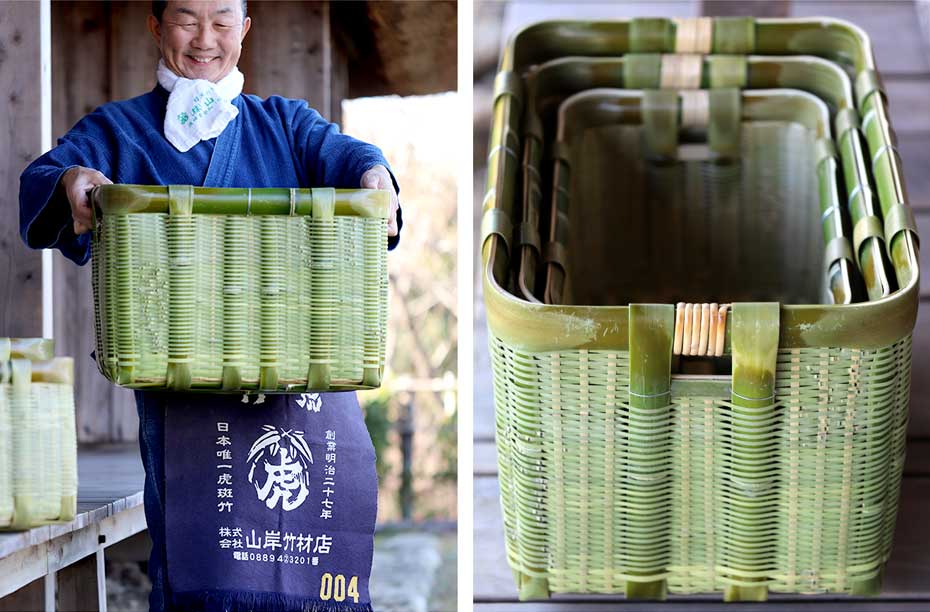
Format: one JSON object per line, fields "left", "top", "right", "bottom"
{"left": 0, "top": 1, "right": 44, "bottom": 337}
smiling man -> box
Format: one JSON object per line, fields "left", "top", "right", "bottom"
{"left": 18, "top": 1, "right": 400, "bottom": 610}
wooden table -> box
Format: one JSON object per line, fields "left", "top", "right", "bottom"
{"left": 0, "top": 445, "right": 145, "bottom": 612}
{"left": 474, "top": 2, "right": 930, "bottom": 609}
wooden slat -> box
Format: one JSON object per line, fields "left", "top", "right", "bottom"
{"left": 908, "top": 301, "right": 930, "bottom": 437}
{"left": 0, "top": 577, "right": 45, "bottom": 612}
{"left": 899, "top": 133, "right": 930, "bottom": 211}
{"left": 474, "top": 476, "right": 930, "bottom": 602}
{"left": 0, "top": 1, "right": 43, "bottom": 337}
{"left": 108, "top": 1, "right": 158, "bottom": 102}
{"left": 885, "top": 79, "right": 930, "bottom": 134}
{"left": 474, "top": 476, "right": 518, "bottom": 602}
{"left": 50, "top": 1, "right": 138, "bottom": 444}
{"left": 792, "top": 1, "right": 930, "bottom": 77}
{"left": 238, "top": 1, "right": 344, "bottom": 123}
{"left": 916, "top": 214, "right": 929, "bottom": 299}
{"left": 51, "top": 1, "right": 108, "bottom": 136}
{"left": 474, "top": 288, "right": 495, "bottom": 442}
{"left": 55, "top": 552, "right": 100, "bottom": 612}
{"left": 702, "top": 0, "right": 790, "bottom": 18}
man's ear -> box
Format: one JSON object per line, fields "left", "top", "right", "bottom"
{"left": 240, "top": 16, "right": 252, "bottom": 42}
{"left": 146, "top": 14, "right": 162, "bottom": 48}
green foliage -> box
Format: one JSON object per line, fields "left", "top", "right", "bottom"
{"left": 363, "top": 395, "right": 393, "bottom": 478}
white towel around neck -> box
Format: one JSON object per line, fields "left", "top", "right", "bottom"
{"left": 156, "top": 59, "right": 245, "bottom": 152}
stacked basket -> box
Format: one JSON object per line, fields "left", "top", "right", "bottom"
{"left": 0, "top": 338, "right": 77, "bottom": 530}
{"left": 481, "top": 17, "right": 920, "bottom": 601}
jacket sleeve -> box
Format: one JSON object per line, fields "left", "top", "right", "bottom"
{"left": 289, "top": 101, "right": 403, "bottom": 250}
{"left": 19, "top": 116, "right": 114, "bottom": 266}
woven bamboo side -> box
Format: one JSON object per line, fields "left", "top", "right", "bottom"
{"left": 93, "top": 214, "right": 387, "bottom": 391}
{"left": 490, "top": 333, "right": 911, "bottom": 598}
{"left": 0, "top": 362, "right": 76, "bottom": 530}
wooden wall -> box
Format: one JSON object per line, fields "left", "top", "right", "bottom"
{"left": 0, "top": 2, "right": 43, "bottom": 339}
{"left": 49, "top": 1, "right": 351, "bottom": 442}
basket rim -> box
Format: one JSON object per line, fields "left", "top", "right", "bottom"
{"left": 482, "top": 17, "right": 919, "bottom": 352}
{"left": 91, "top": 184, "right": 391, "bottom": 220}
{"left": 500, "top": 18, "right": 875, "bottom": 76}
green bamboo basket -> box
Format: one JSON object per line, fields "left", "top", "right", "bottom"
{"left": 0, "top": 339, "right": 77, "bottom": 530}
{"left": 547, "top": 87, "right": 854, "bottom": 307}
{"left": 90, "top": 184, "right": 390, "bottom": 392}
{"left": 515, "top": 54, "right": 892, "bottom": 304}
{"left": 482, "top": 17, "right": 921, "bottom": 601}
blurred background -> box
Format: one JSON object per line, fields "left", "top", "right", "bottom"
{"left": 474, "top": 0, "right": 930, "bottom": 608}
{"left": 0, "top": 1, "right": 457, "bottom": 611}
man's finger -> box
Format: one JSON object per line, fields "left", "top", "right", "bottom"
{"left": 73, "top": 219, "right": 91, "bottom": 236}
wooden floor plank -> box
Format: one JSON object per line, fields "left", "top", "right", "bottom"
{"left": 899, "top": 133, "right": 930, "bottom": 212}
{"left": 474, "top": 476, "right": 930, "bottom": 602}
{"left": 0, "top": 445, "right": 143, "bottom": 561}
{"left": 907, "top": 303, "right": 930, "bottom": 437}
{"left": 792, "top": 1, "right": 930, "bottom": 77}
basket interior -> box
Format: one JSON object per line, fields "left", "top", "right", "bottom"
{"left": 562, "top": 121, "right": 832, "bottom": 306}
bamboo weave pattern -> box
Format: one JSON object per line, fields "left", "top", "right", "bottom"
{"left": 0, "top": 358, "right": 77, "bottom": 530}
{"left": 92, "top": 213, "right": 388, "bottom": 391}
{"left": 490, "top": 334, "right": 911, "bottom": 596}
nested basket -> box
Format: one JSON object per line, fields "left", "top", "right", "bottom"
{"left": 516, "top": 54, "right": 892, "bottom": 304}
{"left": 548, "top": 87, "right": 855, "bottom": 307}
{"left": 0, "top": 339, "right": 77, "bottom": 530}
{"left": 90, "top": 185, "right": 389, "bottom": 392}
{"left": 482, "top": 16, "right": 921, "bottom": 601}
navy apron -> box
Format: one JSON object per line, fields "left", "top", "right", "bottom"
{"left": 165, "top": 392, "right": 377, "bottom": 611}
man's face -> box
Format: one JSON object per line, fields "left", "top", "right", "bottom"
{"left": 147, "top": 0, "right": 251, "bottom": 83}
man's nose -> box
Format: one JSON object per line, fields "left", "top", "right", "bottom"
{"left": 190, "top": 23, "right": 218, "bottom": 49}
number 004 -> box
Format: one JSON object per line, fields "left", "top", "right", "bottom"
{"left": 319, "top": 573, "right": 359, "bottom": 604}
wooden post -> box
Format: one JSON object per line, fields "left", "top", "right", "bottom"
{"left": 51, "top": 1, "right": 137, "bottom": 444}
{"left": 0, "top": 1, "right": 44, "bottom": 337}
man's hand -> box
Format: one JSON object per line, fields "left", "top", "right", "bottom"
{"left": 60, "top": 166, "right": 113, "bottom": 235}
{"left": 360, "top": 165, "right": 399, "bottom": 237}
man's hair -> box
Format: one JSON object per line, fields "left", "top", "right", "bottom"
{"left": 151, "top": 1, "right": 247, "bottom": 22}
